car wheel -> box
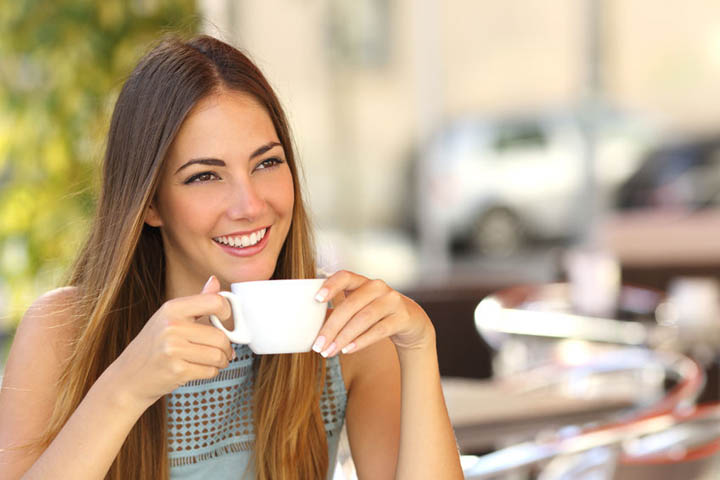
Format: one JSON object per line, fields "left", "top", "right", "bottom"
{"left": 472, "top": 208, "right": 524, "bottom": 256}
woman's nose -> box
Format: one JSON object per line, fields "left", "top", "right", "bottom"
{"left": 226, "top": 179, "right": 265, "bottom": 220}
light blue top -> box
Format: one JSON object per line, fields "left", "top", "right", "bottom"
{"left": 167, "top": 343, "right": 347, "bottom": 479}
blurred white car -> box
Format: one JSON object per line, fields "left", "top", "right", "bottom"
{"left": 413, "top": 110, "right": 655, "bottom": 256}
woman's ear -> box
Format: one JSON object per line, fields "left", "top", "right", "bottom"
{"left": 144, "top": 202, "right": 163, "bottom": 227}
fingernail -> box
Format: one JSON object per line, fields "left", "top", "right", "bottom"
{"left": 312, "top": 336, "right": 326, "bottom": 353}
{"left": 320, "top": 342, "right": 336, "bottom": 358}
{"left": 231, "top": 350, "right": 237, "bottom": 360}
{"left": 341, "top": 343, "right": 356, "bottom": 354}
{"left": 203, "top": 275, "right": 215, "bottom": 290}
{"left": 315, "top": 288, "right": 329, "bottom": 302}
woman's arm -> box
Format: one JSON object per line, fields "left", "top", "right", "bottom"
{"left": 341, "top": 338, "right": 401, "bottom": 478}
{"left": 315, "top": 272, "right": 463, "bottom": 479}
{"left": 0, "top": 277, "right": 235, "bottom": 479}
{"left": 17, "top": 361, "right": 152, "bottom": 479}
{"left": 395, "top": 331, "right": 462, "bottom": 478}
{"left": 0, "top": 287, "right": 82, "bottom": 478}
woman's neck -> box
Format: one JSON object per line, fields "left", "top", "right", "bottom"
{"left": 163, "top": 265, "right": 231, "bottom": 300}
{"left": 162, "top": 259, "right": 206, "bottom": 300}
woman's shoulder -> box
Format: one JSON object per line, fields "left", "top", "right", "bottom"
{"left": 24, "top": 286, "right": 79, "bottom": 321}
{"left": 26, "top": 286, "right": 79, "bottom": 311}
{"left": 4, "top": 286, "right": 81, "bottom": 388}
{"left": 18, "top": 286, "right": 81, "bottom": 349}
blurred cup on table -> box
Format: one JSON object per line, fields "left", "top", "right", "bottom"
{"left": 564, "top": 247, "right": 621, "bottom": 318}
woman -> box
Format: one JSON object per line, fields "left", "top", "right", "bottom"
{"left": 0, "top": 35, "right": 463, "bottom": 479}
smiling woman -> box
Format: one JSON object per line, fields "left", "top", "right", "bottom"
{"left": 0, "top": 34, "right": 463, "bottom": 480}
{"left": 145, "top": 91, "right": 295, "bottom": 291}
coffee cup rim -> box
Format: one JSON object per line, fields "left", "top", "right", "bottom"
{"left": 229, "top": 278, "right": 325, "bottom": 287}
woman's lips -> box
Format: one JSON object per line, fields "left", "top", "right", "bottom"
{"left": 213, "top": 226, "right": 271, "bottom": 257}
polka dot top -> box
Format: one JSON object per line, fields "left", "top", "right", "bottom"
{"left": 167, "top": 343, "right": 347, "bottom": 479}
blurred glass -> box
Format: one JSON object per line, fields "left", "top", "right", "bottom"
{"left": 564, "top": 247, "right": 621, "bottom": 318}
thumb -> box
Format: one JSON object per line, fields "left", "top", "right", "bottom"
{"left": 201, "top": 275, "right": 221, "bottom": 294}
{"left": 199, "top": 275, "right": 231, "bottom": 325}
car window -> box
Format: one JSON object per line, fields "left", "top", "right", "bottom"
{"left": 492, "top": 123, "right": 547, "bottom": 153}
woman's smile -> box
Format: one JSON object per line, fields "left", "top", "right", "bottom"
{"left": 212, "top": 225, "right": 271, "bottom": 257}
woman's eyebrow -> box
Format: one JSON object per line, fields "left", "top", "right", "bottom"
{"left": 175, "top": 158, "right": 225, "bottom": 175}
{"left": 174, "top": 141, "right": 282, "bottom": 175}
{"left": 249, "top": 141, "right": 282, "bottom": 159}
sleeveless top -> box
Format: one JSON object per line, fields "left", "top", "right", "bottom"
{"left": 167, "top": 343, "right": 347, "bottom": 479}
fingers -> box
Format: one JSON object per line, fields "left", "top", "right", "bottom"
{"left": 158, "top": 276, "right": 234, "bottom": 365}
{"left": 181, "top": 323, "right": 235, "bottom": 362}
{"left": 201, "top": 275, "right": 221, "bottom": 294}
{"left": 179, "top": 362, "right": 222, "bottom": 382}
{"left": 320, "top": 295, "right": 396, "bottom": 357}
{"left": 161, "top": 321, "right": 234, "bottom": 365}
{"left": 177, "top": 342, "right": 232, "bottom": 370}
{"left": 325, "top": 278, "right": 388, "bottom": 326}
{"left": 341, "top": 313, "right": 401, "bottom": 355}
{"left": 314, "top": 276, "right": 401, "bottom": 357}
{"left": 164, "top": 326, "right": 235, "bottom": 383}
{"left": 314, "top": 270, "right": 370, "bottom": 303}
{"left": 162, "top": 292, "right": 232, "bottom": 323}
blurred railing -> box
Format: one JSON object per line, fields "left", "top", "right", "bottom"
{"left": 463, "top": 402, "right": 720, "bottom": 480}
{"left": 455, "top": 282, "right": 720, "bottom": 479}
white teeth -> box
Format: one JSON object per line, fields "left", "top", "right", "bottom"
{"left": 214, "top": 228, "right": 267, "bottom": 248}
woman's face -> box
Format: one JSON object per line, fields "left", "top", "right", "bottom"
{"left": 146, "top": 89, "right": 295, "bottom": 295}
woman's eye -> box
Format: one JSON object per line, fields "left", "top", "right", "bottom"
{"left": 255, "top": 157, "right": 284, "bottom": 171}
{"left": 185, "top": 171, "right": 219, "bottom": 184}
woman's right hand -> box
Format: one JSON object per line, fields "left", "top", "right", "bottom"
{"left": 108, "top": 276, "right": 234, "bottom": 409}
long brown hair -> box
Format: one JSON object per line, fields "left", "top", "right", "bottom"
{"left": 37, "top": 35, "right": 328, "bottom": 479}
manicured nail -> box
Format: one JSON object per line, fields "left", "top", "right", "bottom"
{"left": 321, "top": 342, "right": 336, "bottom": 358}
{"left": 315, "top": 288, "right": 329, "bottom": 302}
{"left": 312, "top": 336, "right": 326, "bottom": 353}
{"left": 231, "top": 350, "right": 237, "bottom": 360}
{"left": 203, "top": 275, "right": 214, "bottom": 290}
{"left": 341, "top": 343, "right": 356, "bottom": 354}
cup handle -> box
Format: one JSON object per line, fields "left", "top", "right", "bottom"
{"left": 209, "top": 291, "right": 252, "bottom": 345}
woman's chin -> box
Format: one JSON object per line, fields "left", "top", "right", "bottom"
{"left": 222, "top": 267, "right": 277, "bottom": 285}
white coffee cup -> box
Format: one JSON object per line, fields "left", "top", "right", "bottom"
{"left": 209, "top": 278, "right": 328, "bottom": 354}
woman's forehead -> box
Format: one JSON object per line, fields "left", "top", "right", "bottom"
{"left": 167, "top": 90, "right": 281, "bottom": 164}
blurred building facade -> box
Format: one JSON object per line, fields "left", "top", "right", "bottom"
{"left": 199, "top": 0, "right": 720, "bottom": 236}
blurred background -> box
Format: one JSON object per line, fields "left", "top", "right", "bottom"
{"left": 4, "top": 1, "right": 720, "bottom": 478}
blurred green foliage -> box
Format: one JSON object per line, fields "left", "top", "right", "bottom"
{"left": 0, "top": 0, "right": 198, "bottom": 328}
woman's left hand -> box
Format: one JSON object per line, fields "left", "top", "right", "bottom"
{"left": 311, "top": 270, "right": 435, "bottom": 357}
